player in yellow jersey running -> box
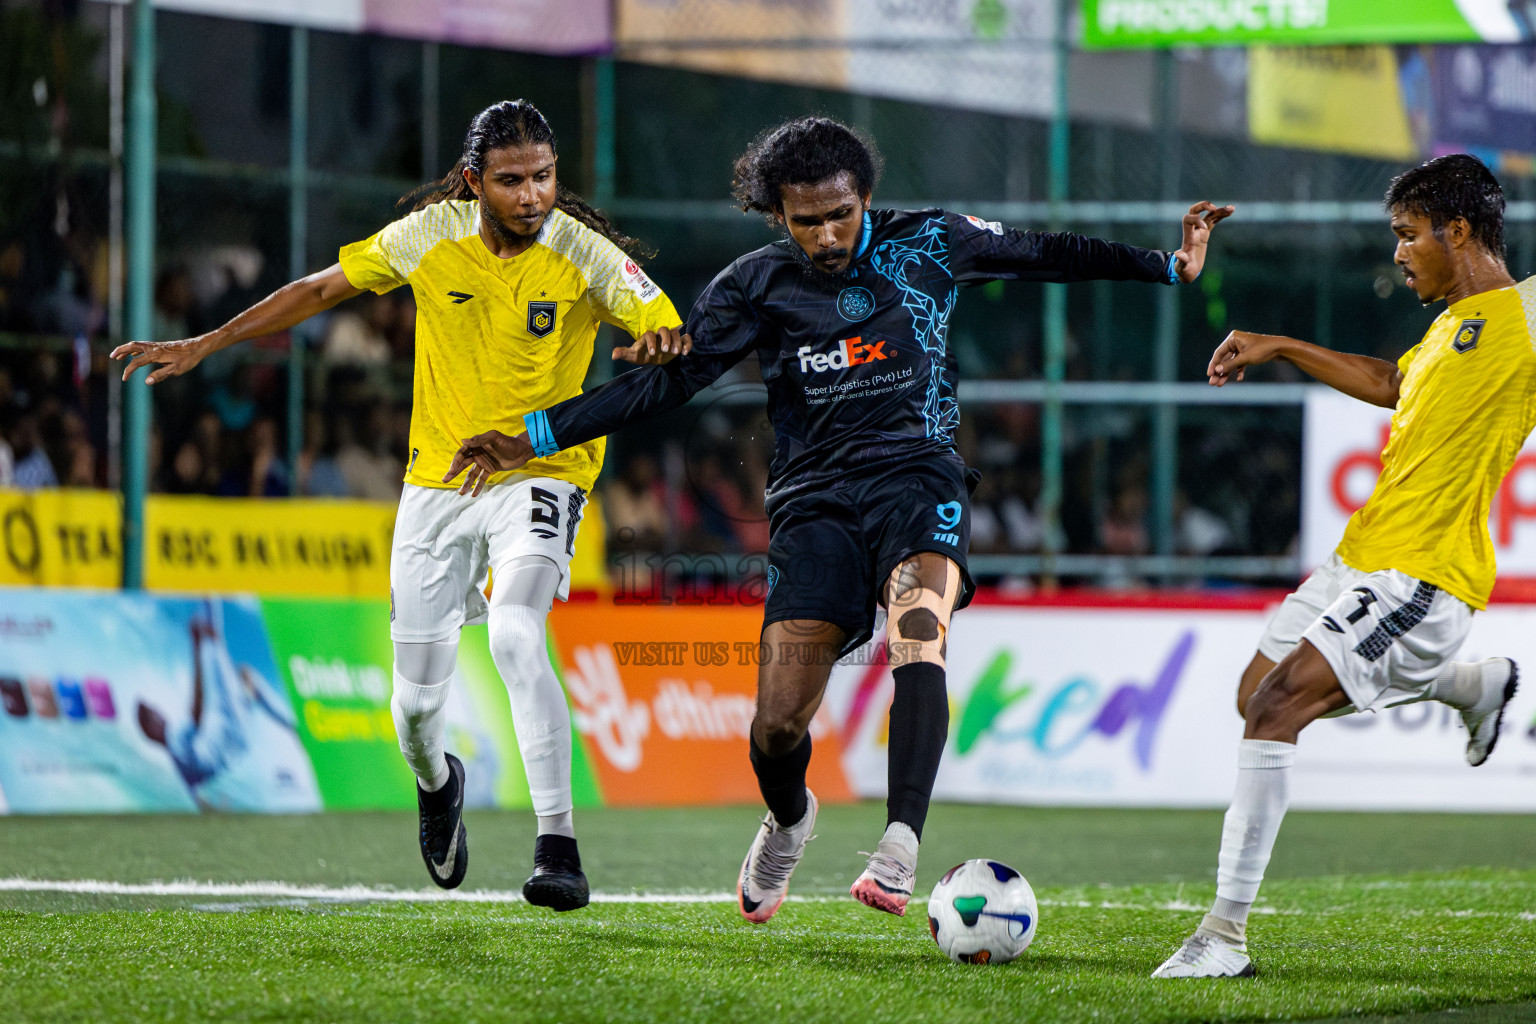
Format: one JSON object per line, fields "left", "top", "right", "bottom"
{"left": 113, "top": 100, "right": 688, "bottom": 910}
{"left": 1153, "top": 154, "right": 1533, "bottom": 978}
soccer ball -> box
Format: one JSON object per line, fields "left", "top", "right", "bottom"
{"left": 926, "top": 859, "right": 1038, "bottom": 965}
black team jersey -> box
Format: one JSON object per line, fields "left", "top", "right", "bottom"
{"left": 526, "top": 208, "right": 1176, "bottom": 512}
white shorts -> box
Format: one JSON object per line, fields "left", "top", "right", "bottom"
{"left": 1256, "top": 552, "right": 1472, "bottom": 712}
{"left": 390, "top": 477, "right": 588, "bottom": 643}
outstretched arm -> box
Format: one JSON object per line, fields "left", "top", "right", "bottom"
{"left": 1208, "top": 330, "right": 1402, "bottom": 408}
{"left": 949, "top": 201, "right": 1233, "bottom": 286}
{"left": 112, "top": 263, "right": 361, "bottom": 384}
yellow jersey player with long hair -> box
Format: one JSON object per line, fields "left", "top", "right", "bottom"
{"left": 114, "top": 99, "right": 687, "bottom": 911}
{"left": 1152, "top": 154, "right": 1533, "bottom": 979}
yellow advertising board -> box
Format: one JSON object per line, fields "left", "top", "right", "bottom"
{"left": 144, "top": 495, "right": 396, "bottom": 597}
{"left": 0, "top": 488, "right": 121, "bottom": 588}
{"left": 1248, "top": 45, "right": 1417, "bottom": 161}
{"left": 0, "top": 489, "right": 608, "bottom": 597}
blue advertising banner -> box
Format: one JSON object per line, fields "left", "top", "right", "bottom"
{"left": 0, "top": 590, "right": 320, "bottom": 813}
{"left": 1401, "top": 44, "right": 1536, "bottom": 162}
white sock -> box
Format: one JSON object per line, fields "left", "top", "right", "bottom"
{"left": 1430, "top": 660, "right": 1494, "bottom": 712}
{"left": 881, "top": 821, "right": 919, "bottom": 859}
{"left": 392, "top": 636, "right": 459, "bottom": 792}
{"left": 1208, "top": 738, "right": 1295, "bottom": 934}
{"left": 488, "top": 603, "right": 573, "bottom": 821}
{"left": 538, "top": 810, "right": 576, "bottom": 838}
{"left": 391, "top": 671, "right": 452, "bottom": 791}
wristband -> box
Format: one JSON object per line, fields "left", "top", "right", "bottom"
{"left": 523, "top": 410, "right": 561, "bottom": 458}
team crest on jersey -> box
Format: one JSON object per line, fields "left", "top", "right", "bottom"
{"left": 528, "top": 301, "right": 557, "bottom": 338}
{"left": 1452, "top": 318, "right": 1485, "bottom": 353}
{"left": 837, "top": 286, "right": 874, "bottom": 322}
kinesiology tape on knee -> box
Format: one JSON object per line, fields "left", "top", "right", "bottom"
{"left": 886, "top": 662, "right": 948, "bottom": 839}
{"left": 749, "top": 732, "right": 811, "bottom": 827}
{"left": 887, "top": 589, "right": 952, "bottom": 668}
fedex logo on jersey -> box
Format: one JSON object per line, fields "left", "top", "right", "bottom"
{"left": 796, "top": 336, "right": 895, "bottom": 373}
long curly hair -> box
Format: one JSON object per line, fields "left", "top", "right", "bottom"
{"left": 400, "top": 99, "right": 653, "bottom": 261}
{"left": 731, "top": 117, "right": 883, "bottom": 220}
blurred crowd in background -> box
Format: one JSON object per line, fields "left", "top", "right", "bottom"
{"left": 0, "top": 219, "right": 1295, "bottom": 569}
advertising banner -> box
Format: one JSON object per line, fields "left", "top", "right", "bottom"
{"left": 109, "top": 0, "right": 612, "bottom": 54}
{"left": 1300, "top": 387, "right": 1536, "bottom": 576}
{"left": 1403, "top": 44, "right": 1536, "bottom": 159}
{"left": 1248, "top": 46, "right": 1418, "bottom": 160}
{"left": 0, "top": 589, "right": 320, "bottom": 813}
{"left": 147, "top": 496, "right": 395, "bottom": 598}
{"left": 1084, "top": 0, "right": 1534, "bottom": 49}
{"left": 0, "top": 489, "right": 120, "bottom": 590}
{"left": 261, "top": 597, "right": 602, "bottom": 810}
{"left": 615, "top": 0, "right": 1059, "bottom": 118}
{"left": 825, "top": 603, "right": 1536, "bottom": 812}
{"left": 0, "top": 489, "right": 606, "bottom": 599}
{"left": 548, "top": 604, "right": 854, "bottom": 806}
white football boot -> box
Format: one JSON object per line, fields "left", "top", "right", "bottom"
{"left": 1151, "top": 931, "right": 1256, "bottom": 978}
{"left": 737, "top": 789, "right": 818, "bottom": 923}
{"left": 1462, "top": 658, "right": 1519, "bottom": 767}
{"left": 850, "top": 829, "right": 917, "bottom": 916}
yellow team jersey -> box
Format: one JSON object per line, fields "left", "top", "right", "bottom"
{"left": 1337, "top": 276, "right": 1536, "bottom": 609}
{"left": 338, "top": 201, "right": 680, "bottom": 492}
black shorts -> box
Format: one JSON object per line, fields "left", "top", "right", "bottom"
{"left": 763, "top": 455, "right": 979, "bottom": 658}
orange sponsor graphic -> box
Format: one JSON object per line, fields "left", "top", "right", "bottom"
{"left": 548, "top": 604, "right": 854, "bottom": 806}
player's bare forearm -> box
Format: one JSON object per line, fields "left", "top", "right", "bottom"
{"left": 200, "top": 265, "right": 361, "bottom": 356}
{"left": 113, "top": 263, "right": 361, "bottom": 383}
{"left": 1209, "top": 330, "right": 1401, "bottom": 408}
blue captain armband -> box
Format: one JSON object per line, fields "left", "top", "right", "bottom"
{"left": 523, "top": 410, "right": 561, "bottom": 458}
{"left": 1166, "top": 251, "right": 1198, "bottom": 285}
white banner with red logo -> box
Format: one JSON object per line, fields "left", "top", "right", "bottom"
{"left": 825, "top": 602, "right": 1536, "bottom": 812}
{"left": 1301, "top": 386, "right": 1536, "bottom": 576}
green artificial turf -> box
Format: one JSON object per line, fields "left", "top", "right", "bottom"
{"left": 2, "top": 804, "right": 1535, "bottom": 1023}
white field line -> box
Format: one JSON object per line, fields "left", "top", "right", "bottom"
{"left": 0, "top": 880, "right": 1531, "bottom": 920}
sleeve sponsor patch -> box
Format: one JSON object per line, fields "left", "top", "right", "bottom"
{"left": 962, "top": 214, "right": 1004, "bottom": 236}
{"left": 619, "top": 258, "right": 662, "bottom": 302}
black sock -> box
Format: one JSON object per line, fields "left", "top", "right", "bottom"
{"left": 749, "top": 732, "right": 811, "bottom": 827}
{"left": 887, "top": 662, "right": 948, "bottom": 840}
{"left": 533, "top": 833, "right": 580, "bottom": 869}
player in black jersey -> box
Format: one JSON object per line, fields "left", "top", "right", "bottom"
{"left": 444, "top": 117, "right": 1232, "bottom": 921}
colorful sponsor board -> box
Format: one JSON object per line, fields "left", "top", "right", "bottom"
{"left": 826, "top": 603, "right": 1536, "bottom": 812}
{"left": 6, "top": 587, "right": 1536, "bottom": 814}
{"left": 0, "top": 589, "right": 320, "bottom": 813}
{"left": 1083, "top": 0, "right": 1526, "bottom": 49}
{"left": 1301, "top": 387, "right": 1536, "bottom": 577}
{"left": 262, "top": 598, "right": 601, "bottom": 811}
{"left": 107, "top": 0, "right": 611, "bottom": 55}
{"left": 547, "top": 604, "right": 853, "bottom": 806}
{"left": 0, "top": 489, "right": 607, "bottom": 598}
{"left": 0, "top": 589, "right": 600, "bottom": 814}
